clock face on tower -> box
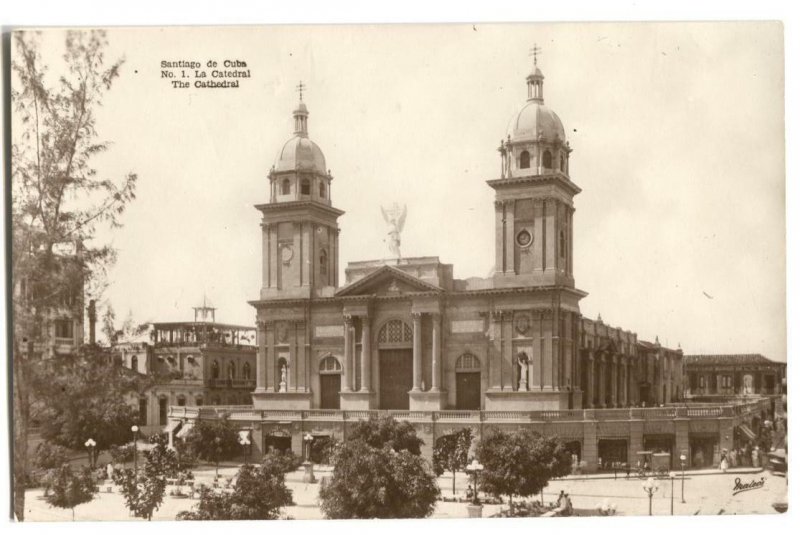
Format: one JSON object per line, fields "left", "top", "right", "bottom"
{"left": 281, "top": 244, "right": 294, "bottom": 265}
{"left": 516, "top": 229, "right": 533, "bottom": 248}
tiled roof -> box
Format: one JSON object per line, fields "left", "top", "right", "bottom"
{"left": 684, "top": 354, "right": 783, "bottom": 366}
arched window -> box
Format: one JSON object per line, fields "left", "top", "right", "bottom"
{"left": 319, "top": 249, "right": 328, "bottom": 279}
{"left": 519, "top": 150, "right": 530, "bottom": 169}
{"left": 456, "top": 353, "right": 481, "bottom": 370}
{"left": 560, "top": 155, "right": 565, "bottom": 172}
{"left": 281, "top": 178, "right": 291, "bottom": 195}
{"left": 177, "top": 395, "right": 186, "bottom": 406}
{"left": 319, "top": 181, "right": 326, "bottom": 199}
{"left": 301, "top": 179, "right": 310, "bottom": 195}
{"left": 377, "top": 320, "right": 413, "bottom": 344}
{"left": 131, "top": 355, "right": 138, "bottom": 371}
{"left": 195, "top": 396, "right": 204, "bottom": 407}
{"left": 559, "top": 230, "right": 566, "bottom": 258}
{"left": 228, "top": 361, "right": 236, "bottom": 379}
{"left": 243, "top": 362, "right": 251, "bottom": 380}
{"left": 319, "top": 355, "right": 342, "bottom": 373}
{"left": 543, "top": 150, "right": 552, "bottom": 169}
{"left": 211, "top": 360, "right": 220, "bottom": 379}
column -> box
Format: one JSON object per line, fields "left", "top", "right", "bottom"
{"left": 431, "top": 312, "right": 441, "bottom": 392}
{"left": 265, "top": 322, "right": 275, "bottom": 392}
{"left": 611, "top": 355, "right": 618, "bottom": 408}
{"left": 412, "top": 312, "right": 423, "bottom": 391}
{"left": 256, "top": 321, "right": 267, "bottom": 391}
{"left": 598, "top": 355, "right": 607, "bottom": 408}
{"left": 620, "top": 357, "right": 627, "bottom": 406}
{"left": 586, "top": 354, "right": 595, "bottom": 408}
{"left": 504, "top": 201, "right": 515, "bottom": 273}
{"left": 342, "top": 316, "right": 353, "bottom": 392}
{"left": 494, "top": 201, "right": 505, "bottom": 273}
{"left": 360, "top": 316, "right": 371, "bottom": 393}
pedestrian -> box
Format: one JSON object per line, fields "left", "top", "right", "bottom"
{"left": 752, "top": 446, "right": 760, "bottom": 468}
{"left": 106, "top": 463, "right": 114, "bottom": 481}
{"left": 720, "top": 449, "right": 729, "bottom": 472}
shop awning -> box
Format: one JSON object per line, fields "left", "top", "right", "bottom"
{"left": 738, "top": 424, "right": 757, "bottom": 440}
{"left": 238, "top": 430, "right": 252, "bottom": 445}
{"left": 164, "top": 419, "right": 181, "bottom": 434}
{"left": 175, "top": 421, "right": 194, "bottom": 439}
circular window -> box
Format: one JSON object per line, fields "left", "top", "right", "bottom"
{"left": 516, "top": 229, "right": 533, "bottom": 248}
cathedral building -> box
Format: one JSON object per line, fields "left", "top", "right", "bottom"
{"left": 249, "top": 58, "right": 676, "bottom": 414}
{"left": 168, "top": 58, "right": 773, "bottom": 471}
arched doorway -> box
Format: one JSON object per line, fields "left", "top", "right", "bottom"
{"left": 455, "top": 353, "right": 481, "bottom": 410}
{"left": 319, "top": 355, "right": 342, "bottom": 409}
{"left": 378, "top": 319, "right": 413, "bottom": 410}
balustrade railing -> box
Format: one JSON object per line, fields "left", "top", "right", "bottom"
{"left": 168, "top": 397, "right": 770, "bottom": 424}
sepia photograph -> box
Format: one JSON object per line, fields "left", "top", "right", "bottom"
{"left": 3, "top": 17, "right": 790, "bottom": 524}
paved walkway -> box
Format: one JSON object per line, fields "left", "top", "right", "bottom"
{"left": 23, "top": 464, "right": 787, "bottom": 521}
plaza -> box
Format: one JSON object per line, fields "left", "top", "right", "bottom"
{"left": 23, "top": 461, "right": 787, "bottom": 520}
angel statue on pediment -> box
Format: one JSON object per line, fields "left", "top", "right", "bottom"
{"left": 381, "top": 202, "right": 407, "bottom": 259}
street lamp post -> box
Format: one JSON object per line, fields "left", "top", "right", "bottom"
{"left": 669, "top": 472, "right": 676, "bottom": 515}
{"left": 465, "top": 459, "right": 485, "bottom": 517}
{"left": 679, "top": 454, "right": 686, "bottom": 503}
{"left": 302, "top": 433, "right": 316, "bottom": 483}
{"left": 131, "top": 425, "right": 139, "bottom": 475}
{"left": 214, "top": 437, "right": 222, "bottom": 476}
{"left": 238, "top": 432, "right": 251, "bottom": 464}
{"left": 642, "top": 477, "right": 658, "bottom": 516}
{"left": 85, "top": 438, "right": 97, "bottom": 470}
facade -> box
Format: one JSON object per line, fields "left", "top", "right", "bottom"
{"left": 167, "top": 59, "right": 776, "bottom": 472}
{"left": 119, "top": 304, "right": 256, "bottom": 434}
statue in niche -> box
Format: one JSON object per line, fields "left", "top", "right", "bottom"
{"left": 279, "top": 364, "right": 288, "bottom": 393}
{"left": 517, "top": 352, "right": 530, "bottom": 391}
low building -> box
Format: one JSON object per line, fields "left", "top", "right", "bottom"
{"left": 684, "top": 354, "right": 786, "bottom": 399}
{"left": 118, "top": 304, "right": 256, "bottom": 434}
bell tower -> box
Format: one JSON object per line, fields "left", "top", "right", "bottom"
{"left": 256, "top": 85, "right": 344, "bottom": 299}
{"left": 488, "top": 53, "right": 580, "bottom": 289}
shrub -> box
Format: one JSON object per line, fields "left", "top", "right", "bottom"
{"left": 33, "top": 441, "right": 69, "bottom": 471}
{"left": 319, "top": 440, "right": 440, "bottom": 519}
{"left": 113, "top": 468, "right": 167, "bottom": 521}
{"left": 183, "top": 416, "right": 239, "bottom": 465}
{"left": 262, "top": 450, "right": 302, "bottom": 474}
{"left": 310, "top": 436, "right": 339, "bottom": 464}
{"left": 109, "top": 443, "right": 136, "bottom": 464}
{"left": 177, "top": 461, "right": 293, "bottom": 520}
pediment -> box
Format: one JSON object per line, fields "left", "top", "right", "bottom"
{"left": 335, "top": 265, "right": 442, "bottom": 297}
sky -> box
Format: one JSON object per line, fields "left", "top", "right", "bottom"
{"left": 17, "top": 22, "right": 786, "bottom": 360}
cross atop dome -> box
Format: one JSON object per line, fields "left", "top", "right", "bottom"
{"left": 529, "top": 44, "right": 542, "bottom": 67}
{"left": 296, "top": 80, "right": 306, "bottom": 101}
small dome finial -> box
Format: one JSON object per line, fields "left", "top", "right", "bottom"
{"left": 526, "top": 45, "right": 545, "bottom": 103}
{"left": 292, "top": 81, "right": 309, "bottom": 137}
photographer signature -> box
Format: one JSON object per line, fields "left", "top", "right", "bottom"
{"left": 732, "top": 476, "right": 766, "bottom": 496}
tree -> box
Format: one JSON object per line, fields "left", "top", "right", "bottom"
{"left": 319, "top": 440, "right": 440, "bottom": 519}
{"left": 44, "top": 464, "right": 97, "bottom": 520}
{"left": 177, "top": 458, "right": 293, "bottom": 520}
{"left": 476, "top": 429, "right": 572, "bottom": 514}
{"left": 346, "top": 415, "right": 424, "bottom": 455}
{"left": 31, "top": 345, "right": 147, "bottom": 456}
{"left": 144, "top": 434, "right": 179, "bottom": 479}
{"left": 113, "top": 468, "right": 167, "bottom": 521}
{"left": 184, "top": 416, "right": 240, "bottom": 470}
{"left": 432, "top": 428, "right": 472, "bottom": 496}
{"left": 11, "top": 29, "right": 137, "bottom": 520}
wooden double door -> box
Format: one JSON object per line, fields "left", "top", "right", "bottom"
{"left": 320, "top": 374, "right": 341, "bottom": 409}
{"left": 379, "top": 349, "right": 413, "bottom": 410}
{"left": 456, "top": 372, "right": 481, "bottom": 410}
